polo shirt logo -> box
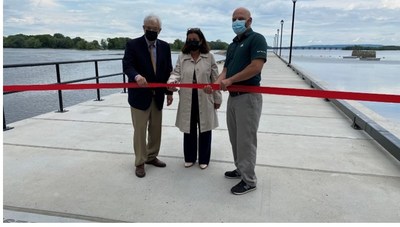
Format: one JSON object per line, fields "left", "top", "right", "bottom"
{"left": 240, "top": 44, "right": 244, "bottom": 47}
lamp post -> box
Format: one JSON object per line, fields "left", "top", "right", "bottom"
{"left": 273, "top": 35, "right": 276, "bottom": 53}
{"left": 279, "top": 20, "right": 284, "bottom": 56}
{"left": 277, "top": 29, "right": 279, "bottom": 54}
{"left": 288, "top": 0, "right": 297, "bottom": 65}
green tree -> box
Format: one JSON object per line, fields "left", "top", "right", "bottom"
{"left": 53, "top": 33, "right": 65, "bottom": 39}
{"left": 76, "top": 40, "right": 88, "bottom": 50}
{"left": 3, "top": 33, "right": 235, "bottom": 51}
{"left": 101, "top": 39, "right": 108, "bottom": 49}
{"left": 25, "top": 37, "right": 42, "bottom": 48}
{"left": 107, "top": 37, "right": 130, "bottom": 49}
{"left": 63, "top": 36, "right": 74, "bottom": 48}
{"left": 171, "top": 39, "right": 184, "bottom": 51}
{"left": 3, "top": 34, "right": 27, "bottom": 48}
{"left": 86, "top": 40, "right": 100, "bottom": 50}
{"left": 36, "top": 34, "right": 56, "bottom": 48}
{"left": 208, "top": 39, "right": 229, "bottom": 50}
{"left": 3, "top": 33, "right": 103, "bottom": 50}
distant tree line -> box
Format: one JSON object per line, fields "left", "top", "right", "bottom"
{"left": 342, "top": 45, "right": 400, "bottom": 51}
{"left": 169, "top": 38, "right": 229, "bottom": 51}
{"left": 3, "top": 33, "right": 230, "bottom": 50}
{"left": 3, "top": 33, "right": 102, "bottom": 50}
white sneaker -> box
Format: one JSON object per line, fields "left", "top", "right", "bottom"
{"left": 199, "top": 164, "right": 208, "bottom": 169}
{"left": 184, "top": 162, "right": 194, "bottom": 168}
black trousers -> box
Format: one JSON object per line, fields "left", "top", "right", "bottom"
{"left": 183, "top": 88, "right": 212, "bottom": 165}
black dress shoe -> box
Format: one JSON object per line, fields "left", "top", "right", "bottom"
{"left": 145, "top": 158, "right": 166, "bottom": 167}
{"left": 135, "top": 164, "right": 145, "bottom": 178}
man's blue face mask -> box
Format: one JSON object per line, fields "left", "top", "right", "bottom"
{"left": 232, "top": 19, "right": 247, "bottom": 35}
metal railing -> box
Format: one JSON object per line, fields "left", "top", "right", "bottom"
{"left": 3, "top": 58, "right": 126, "bottom": 131}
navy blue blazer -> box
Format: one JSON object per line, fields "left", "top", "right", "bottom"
{"left": 123, "top": 35, "right": 173, "bottom": 111}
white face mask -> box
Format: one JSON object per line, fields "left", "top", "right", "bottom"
{"left": 232, "top": 19, "right": 247, "bottom": 35}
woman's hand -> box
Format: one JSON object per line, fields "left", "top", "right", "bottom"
{"left": 203, "top": 84, "right": 213, "bottom": 94}
{"left": 167, "top": 80, "right": 178, "bottom": 92}
{"left": 166, "top": 95, "right": 173, "bottom": 106}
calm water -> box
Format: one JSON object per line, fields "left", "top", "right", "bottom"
{"left": 3, "top": 48, "right": 126, "bottom": 123}
{"left": 2, "top": 48, "right": 400, "bottom": 126}
{"left": 2, "top": 48, "right": 224, "bottom": 123}
{"left": 280, "top": 49, "right": 400, "bottom": 124}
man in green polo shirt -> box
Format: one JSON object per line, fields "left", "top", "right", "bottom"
{"left": 214, "top": 7, "right": 267, "bottom": 195}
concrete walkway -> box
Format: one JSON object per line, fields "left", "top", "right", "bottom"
{"left": 3, "top": 53, "right": 400, "bottom": 222}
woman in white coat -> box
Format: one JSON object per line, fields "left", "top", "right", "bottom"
{"left": 167, "top": 28, "right": 222, "bottom": 169}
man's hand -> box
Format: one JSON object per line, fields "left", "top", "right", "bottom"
{"left": 220, "top": 78, "right": 233, "bottom": 91}
{"left": 135, "top": 75, "right": 148, "bottom": 87}
{"left": 166, "top": 95, "right": 173, "bottom": 106}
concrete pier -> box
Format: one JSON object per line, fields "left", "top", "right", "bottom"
{"left": 3, "top": 53, "right": 400, "bottom": 222}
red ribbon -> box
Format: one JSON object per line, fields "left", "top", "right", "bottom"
{"left": 3, "top": 82, "right": 400, "bottom": 103}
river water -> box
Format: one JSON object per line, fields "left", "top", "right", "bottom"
{"left": 2, "top": 48, "right": 224, "bottom": 124}
{"left": 280, "top": 49, "right": 400, "bottom": 125}
{"left": 3, "top": 48, "right": 125, "bottom": 124}
{"left": 3, "top": 48, "right": 400, "bottom": 130}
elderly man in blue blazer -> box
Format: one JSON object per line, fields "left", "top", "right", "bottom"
{"left": 123, "top": 14, "right": 173, "bottom": 178}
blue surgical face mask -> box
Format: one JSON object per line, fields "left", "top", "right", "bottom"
{"left": 232, "top": 19, "right": 247, "bottom": 35}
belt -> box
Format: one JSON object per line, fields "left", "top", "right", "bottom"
{"left": 229, "top": 91, "right": 248, "bottom": 97}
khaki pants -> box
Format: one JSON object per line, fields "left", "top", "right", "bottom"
{"left": 130, "top": 99, "right": 162, "bottom": 166}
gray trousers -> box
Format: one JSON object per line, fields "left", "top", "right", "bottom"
{"left": 227, "top": 93, "right": 262, "bottom": 187}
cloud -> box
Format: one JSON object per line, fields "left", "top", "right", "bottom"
{"left": 29, "top": 0, "right": 60, "bottom": 8}
{"left": 300, "top": 0, "right": 400, "bottom": 10}
{"left": 3, "top": 0, "right": 400, "bottom": 46}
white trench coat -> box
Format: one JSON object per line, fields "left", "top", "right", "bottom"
{"left": 168, "top": 52, "right": 222, "bottom": 133}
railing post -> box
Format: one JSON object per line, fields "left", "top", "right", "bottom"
{"left": 122, "top": 73, "right": 127, "bottom": 93}
{"left": 55, "top": 64, "right": 67, "bottom": 113}
{"left": 122, "top": 61, "right": 127, "bottom": 93}
{"left": 3, "top": 109, "right": 14, "bottom": 131}
{"left": 94, "top": 61, "right": 103, "bottom": 101}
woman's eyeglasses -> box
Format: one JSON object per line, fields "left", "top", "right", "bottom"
{"left": 187, "top": 28, "right": 201, "bottom": 32}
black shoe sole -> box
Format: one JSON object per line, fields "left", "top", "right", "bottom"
{"left": 224, "top": 175, "right": 241, "bottom": 179}
{"left": 231, "top": 187, "right": 256, "bottom": 195}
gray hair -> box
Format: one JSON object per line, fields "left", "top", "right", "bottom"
{"left": 143, "top": 14, "right": 162, "bottom": 28}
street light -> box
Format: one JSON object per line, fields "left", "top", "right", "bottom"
{"left": 288, "top": 0, "right": 297, "bottom": 65}
{"left": 279, "top": 20, "right": 284, "bottom": 56}
{"left": 276, "top": 29, "right": 279, "bottom": 54}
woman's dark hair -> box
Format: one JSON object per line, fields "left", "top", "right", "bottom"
{"left": 182, "top": 28, "right": 210, "bottom": 54}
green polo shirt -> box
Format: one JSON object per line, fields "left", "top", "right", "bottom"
{"left": 224, "top": 28, "right": 267, "bottom": 86}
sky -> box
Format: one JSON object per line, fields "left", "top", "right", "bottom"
{"left": 2, "top": 0, "right": 400, "bottom": 47}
